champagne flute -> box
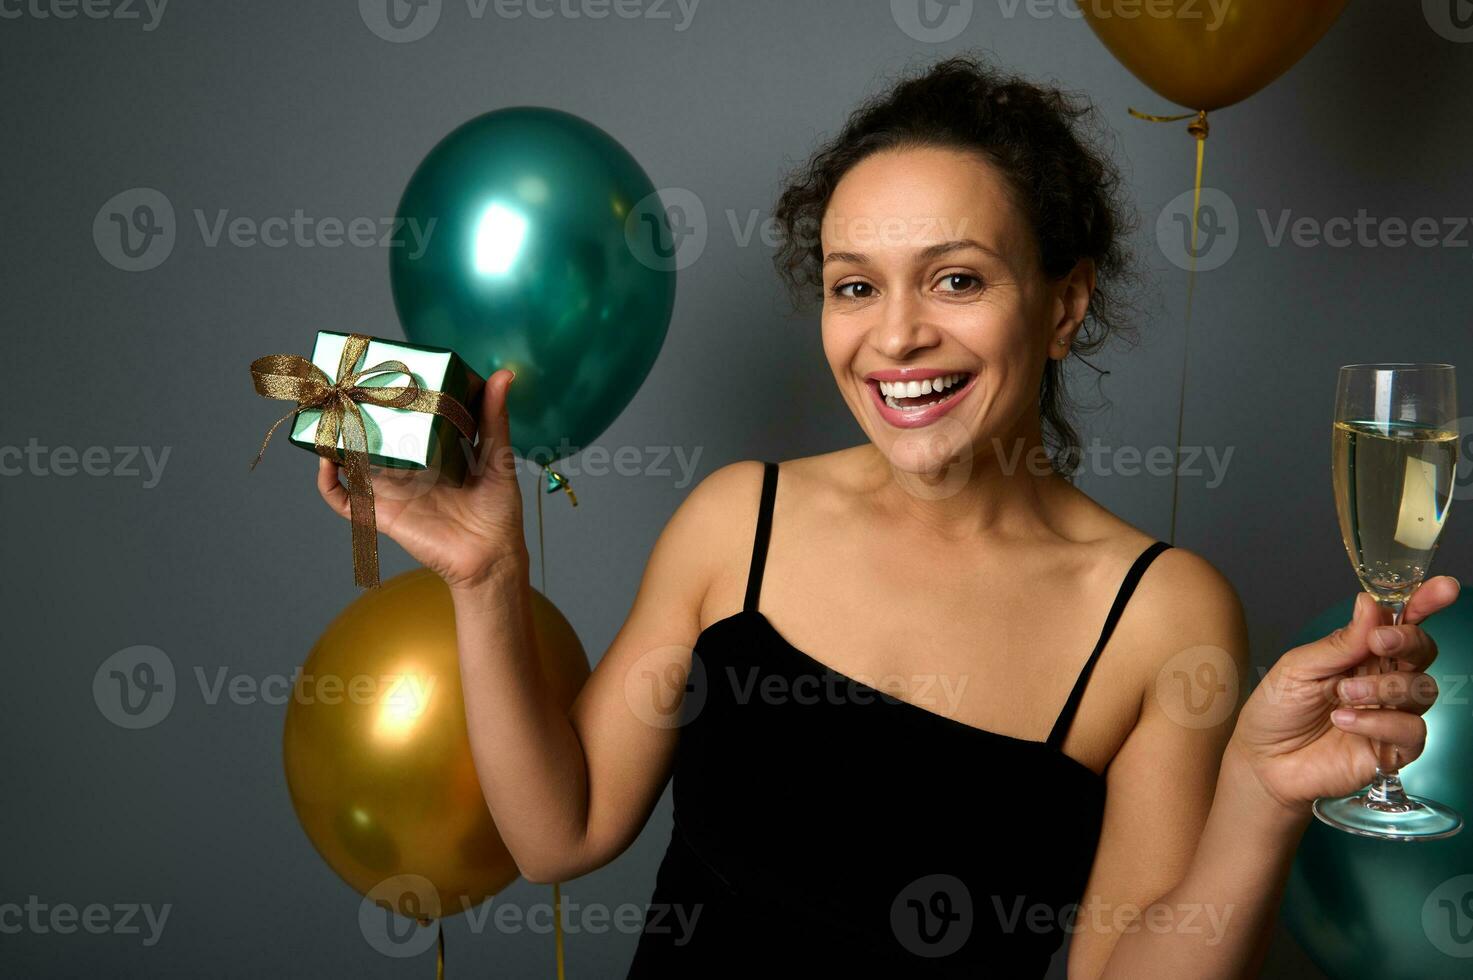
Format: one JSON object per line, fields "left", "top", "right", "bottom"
{"left": 1313, "top": 363, "right": 1462, "bottom": 840}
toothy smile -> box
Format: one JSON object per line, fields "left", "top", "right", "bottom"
{"left": 875, "top": 372, "right": 972, "bottom": 411}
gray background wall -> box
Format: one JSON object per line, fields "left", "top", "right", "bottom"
{"left": 5, "top": 1, "right": 1472, "bottom": 976}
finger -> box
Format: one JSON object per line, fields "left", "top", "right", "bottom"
{"left": 1403, "top": 575, "right": 1461, "bottom": 626}
{"left": 469, "top": 369, "right": 518, "bottom": 486}
{"left": 1334, "top": 671, "right": 1439, "bottom": 716}
{"left": 1331, "top": 706, "right": 1427, "bottom": 762}
{"left": 1288, "top": 592, "right": 1381, "bottom": 677}
{"left": 366, "top": 462, "right": 439, "bottom": 504}
{"left": 1365, "top": 622, "right": 1440, "bottom": 672}
{"left": 316, "top": 457, "right": 350, "bottom": 519}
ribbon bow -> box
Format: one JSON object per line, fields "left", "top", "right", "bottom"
{"left": 250, "top": 333, "right": 477, "bottom": 588}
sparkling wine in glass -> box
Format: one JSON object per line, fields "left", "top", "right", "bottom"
{"left": 1313, "top": 363, "right": 1461, "bottom": 841}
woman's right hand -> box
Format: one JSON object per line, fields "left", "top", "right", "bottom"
{"left": 316, "top": 368, "right": 526, "bottom": 590}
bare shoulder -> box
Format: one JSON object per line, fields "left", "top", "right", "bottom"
{"left": 1133, "top": 546, "right": 1247, "bottom": 651}
{"left": 651, "top": 459, "right": 771, "bottom": 625}
{"left": 660, "top": 458, "right": 768, "bottom": 559}
{"left": 1064, "top": 487, "right": 1248, "bottom": 677}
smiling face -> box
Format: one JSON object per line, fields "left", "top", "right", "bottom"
{"left": 820, "top": 145, "right": 1086, "bottom": 477}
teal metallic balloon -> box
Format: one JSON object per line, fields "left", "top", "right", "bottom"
{"left": 1281, "top": 594, "right": 1473, "bottom": 978}
{"left": 391, "top": 107, "right": 675, "bottom": 465}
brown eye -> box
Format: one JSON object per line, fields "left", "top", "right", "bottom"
{"left": 936, "top": 273, "right": 982, "bottom": 293}
{"left": 833, "top": 281, "right": 874, "bottom": 299}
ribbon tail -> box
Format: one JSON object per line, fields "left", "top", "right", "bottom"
{"left": 251, "top": 408, "right": 301, "bottom": 469}
{"left": 346, "top": 469, "right": 380, "bottom": 588}
{"left": 321, "top": 393, "right": 381, "bottom": 589}
{"left": 342, "top": 417, "right": 380, "bottom": 589}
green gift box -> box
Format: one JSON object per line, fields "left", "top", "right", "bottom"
{"left": 288, "top": 331, "right": 483, "bottom": 485}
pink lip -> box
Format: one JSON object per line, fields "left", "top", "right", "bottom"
{"left": 864, "top": 370, "right": 979, "bottom": 429}
{"left": 863, "top": 367, "right": 959, "bottom": 382}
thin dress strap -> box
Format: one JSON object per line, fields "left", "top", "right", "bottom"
{"left": 742, "top": 462, "right": 780, "bottom": 613}
{"left": 1046, "top": 540, "right": 1172, "bottom": 750}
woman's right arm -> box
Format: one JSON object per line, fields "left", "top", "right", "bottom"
{"left": 449, "top": 460, "right": 757, "bottom": 883}
{"left": 316, "top": 369, "right": 760, "bottom": 883}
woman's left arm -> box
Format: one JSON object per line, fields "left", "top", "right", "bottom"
{"left": 1069, "top": 552, "right": 1458, "bottom": 980}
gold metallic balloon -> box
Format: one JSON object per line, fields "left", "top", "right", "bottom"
{"left": 283, "top": 568, "right": 589, "bottom": 917}
{"left": 1081, "top": 0, "right": 1348, "bottom": 111}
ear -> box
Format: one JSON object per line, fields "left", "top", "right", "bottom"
{"left": 1049, "top": 258, "right": 1096, "bottom": 359}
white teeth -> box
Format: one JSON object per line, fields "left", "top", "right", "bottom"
{"left": 876, "top": 373, "right": 967, "bottom": 399}
{"left": 877, "top": 372, "right": 970, "bottom": 411}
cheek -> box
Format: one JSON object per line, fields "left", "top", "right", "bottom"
{"left": 819, "top": 314, "right": 861, "bottom": 372}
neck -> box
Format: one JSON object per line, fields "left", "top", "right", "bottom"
{"left": 858, "top": 416, "right": 1072, "bottom": 541}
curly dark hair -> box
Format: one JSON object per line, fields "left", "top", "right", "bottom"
{"left": 772, "top": 54, "right": 1140, "bottom": 476}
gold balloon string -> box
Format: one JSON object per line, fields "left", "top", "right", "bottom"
{"left": 533, "top": 475, "right": 569, "bottom": 980}
{"left": 249, "top": 333, "right": 478, "bottom": 587}
{"left": 554, "top": 882, "right": 566, "bottom": 980}
{"left": 1128, "top": 107, "right": 1210, "bottom": 546}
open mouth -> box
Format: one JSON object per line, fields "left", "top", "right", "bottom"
{"left": 874, "top": 372, "right": 973, "bottom": 413}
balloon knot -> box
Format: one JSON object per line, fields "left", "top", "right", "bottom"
{"left": 1187, "top": 110, "right": 1210, "bottom": 141}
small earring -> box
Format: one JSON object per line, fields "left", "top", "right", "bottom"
{"left": 1056, "top": 338, "right": 1068, "bottom": 347}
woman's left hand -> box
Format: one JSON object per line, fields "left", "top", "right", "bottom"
{"left": 1227, "top": 576, "right": 1460, "bottom": 815}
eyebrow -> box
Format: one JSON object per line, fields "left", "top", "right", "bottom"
{"left": 821, "top": 238, "right": 1003, "bottom": 267}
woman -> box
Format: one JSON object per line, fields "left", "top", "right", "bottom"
{"left": 317, "top": 57, "right": 1457, "bottom": 977}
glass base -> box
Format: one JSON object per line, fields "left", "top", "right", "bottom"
{"left": 1313, "top": 791, "right": 1464, "bottom": 841}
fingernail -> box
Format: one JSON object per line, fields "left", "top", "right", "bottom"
{"left": 1331, "top": 708, "right": 1357, "bottom": 726}
{"left": 1374, "top": 626, "right": 1404, "bottom": 653}
{"left": 506, "top": 369, "right": 516, "bottom": 384}
{"left": 1339, "top": 678, "right": 1373, "bottom": 700}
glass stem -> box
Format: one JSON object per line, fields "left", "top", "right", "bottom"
{"left": 1366, "top": 598, "right": 1407, "bottom": 806}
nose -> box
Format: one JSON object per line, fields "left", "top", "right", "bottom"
{"left": 867, "top": 290, "right": 941, "bottom": 361}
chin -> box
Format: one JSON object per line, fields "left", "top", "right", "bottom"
{"left": 869, "top": 417, "right": 980, "bottom": 497}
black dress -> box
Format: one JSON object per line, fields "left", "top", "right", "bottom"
{"left": 628, "top": 461, "right": 1171, "bottom": 977}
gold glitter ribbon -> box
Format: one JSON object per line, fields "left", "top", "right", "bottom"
{"left": 250, "top": 333, "right": 478, "bottom": 588}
